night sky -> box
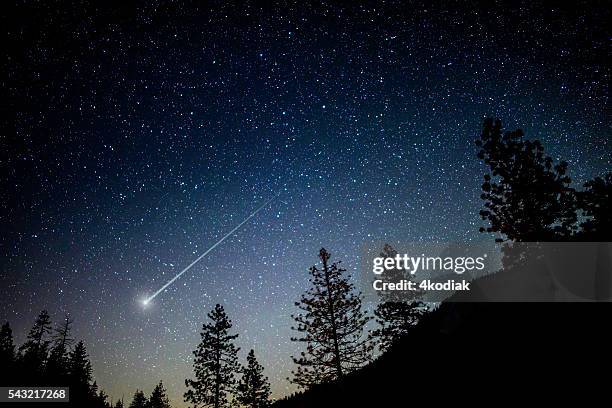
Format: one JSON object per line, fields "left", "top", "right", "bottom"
{"left": 1, "top": 1, "right": 610, "bottom": 406}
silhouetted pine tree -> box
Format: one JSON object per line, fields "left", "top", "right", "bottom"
{"left": 149, "top": 381, "right": 172, "bottom": 408}
{"left": 96, "top": 389, "right": 111, "bottom": 408}
{"left": 185, "top": 304, "right": 240, "bottom": 408}
{"left": 0, "top": 322, "right": 15, "bottom": 383}
{"left": 370, "top": 300, "right": 427, "bottom": 353}
{"left": 18, "top": 310, "right": 52, "bottom": 380}
{"left": 68, "top": 340, "right": 94, "bottom": 404}
{"left": 114, "top": 399, "right": 125, "bottom": 408}
{"left": 290, "top": 248, "right": 372, "bottom": 388}
{"left": 0, "top": 314, "right": 112, "bottom": 407}
{"left": 577, "top": 172, "right": 612, "bottom": 240}
{"left": 369, "top": 244, "right": 427, "bottom": 352}
{"left": 46, "top": 314, "right": 74, "bottom": 380}
{"left": 128, "top": 390, "right": 148, "bottom": 408}
{"left": 236, "top": 349, "right": 271, "bottom": 408}
{"left": 476, "top": 118, "right": 576, "bottom": 241}
{"left": 376, "top": 244, "right": 423, "bottom": 302}
{"left": 90, "top": 382, "right": 111, "bottom": 408}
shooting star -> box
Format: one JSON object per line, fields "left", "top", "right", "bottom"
{"left": 141, "top": 194, "right": 277, "bottom": 306}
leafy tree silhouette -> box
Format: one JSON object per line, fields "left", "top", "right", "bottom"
{"left": 476, "top": 118, "right": 576, "bottom": 242}
{"left": 577, "top": 172, "right": 612, "bottom": 240}
{"left": 236, "top": 349, "right": 271, "bottom": 408}
{"left": 369, "top": 244, "right": 427, "bottom": 352}
{"left": 114, "top": 399, "right": 125, "bottom": 408}
{"left": 18, "top": 310, "right": 52, "bottom": 380}
{"left": 149, "top": 381, "right": 172, "bottom": 408}
{"left": 128, "top": 389, "right": 148, "bottom": 408}
{"left": 0, "top": 322, "right": 15, "bottom": 384}
{"left": 185, "top": 304, "right": 240, "bottom": 408}
{"left": 290, "top": 248, "right": 372, "bottom": 388}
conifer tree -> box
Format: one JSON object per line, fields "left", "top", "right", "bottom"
{"left": 46, "top": 314, "right": 74, "bottom": 379}
{"left": 0, "top": 315, "right": 111, "bottom": 406}
{"left": 97, "top": 390, "right": 111, "bottom": 408}
{"left": 19, "top": 310, "right": 52, "bottom": 378}
{"left": 0, "top": 322, "right": 15, "bottom": 383}
{"left": 290, "top": 248, "right": 372, "bottom": 388}
{"left": 369, "top": 244, "right": 427, "bottom": 352}
{"left": 370, "top": 300, "right": 427, "bottom": 352}
{"left": 129, "top": 390, "right": 148, "bottom": 408}
{"left": 236, "top": 349, "right": 271, "bottom": 408}
{"left": 149, "top": 381, "right": 172, "bottom": 408}
{"left": 92, "top": 384, "right": 111, "bottom": 408}
{"left": 68, "top": 341, "right": 94, "bottom": 403}
{"left": 115, "top": 400, "right": 125, "bottom": 408}
{"left": 375, "top": 244, "right": 424, "bottom": 303}
{"left": 0, "top": 322, "right": 15, "bottom": 362}
{"left": 90, "top": 381, "right": 100, "bottom": 401}
{"left": 476, "top": 118, "right": 576, "bottom": 241}
{"left": 185, "top": 304, "right": 240, "bottom": 408}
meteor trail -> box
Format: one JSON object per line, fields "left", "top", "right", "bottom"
{"left": 142, "top": 195, "right": 277, "bottom": 305}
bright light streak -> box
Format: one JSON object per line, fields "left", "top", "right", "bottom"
{"left": 142, "top": 195, "right": 276, "bottom": 304}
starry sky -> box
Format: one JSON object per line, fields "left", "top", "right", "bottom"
{"left": 1, "top": 1, "right": 610, "bottom": 406}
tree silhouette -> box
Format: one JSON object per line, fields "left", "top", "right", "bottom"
{"left": 476, "top": 118, "right": 576, "bottom": 242}
{"left": 369, "top": 244, "right": 427, "bottom": 352}
{"left": 0, "top": 313, "right": 112, "bottom": 407}
{"left": 68, "top": 340, "right": 94, "bottom": 404}
{"left": 149, "top": 381, "right": 172, "bottom": 408}
{"left": 185, "top": 304, "right": 240, "bottom": 408}
{"left": 290, "top": 248, "right": 372, "bottom": 388}
{"left": 114, "top": 400, "right": 125, "bottom": 408}
{"left": 0, "top": 322, "right": 15, "bottom": 360}
{"left": 376, "top": 244, "right": 423, "bottom": 303}
{"left": 46, "top": 314, "right": 74, "bottom": 380}
{"left": 0, "top": 322, "right": 15, "bottom": 383}
{"left": 18, "top": 310, "right": 52, "bottom": 379}
{"left": 370, "top": 300, "right": 427, "bottom": 353}
{"left": 97, "top": 390, "right": 111, "bottom": 408}
{"left": 577, "top": 172, "right": 612, "bottom": 240}
{"left": 128, "top": 390, "right": 148, "bottom": 408}
{"left": 91, "top": 382, "right": 111, "bottom": 408}
{"left": 236, "top": 349, "right": 271, "bottom": 408}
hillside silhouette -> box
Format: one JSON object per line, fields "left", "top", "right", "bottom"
{"left": 273, "top": 301, "right": 609, "bottom": 407}
{"left": 273, "top": 118, "right": 611, "bottom": 406}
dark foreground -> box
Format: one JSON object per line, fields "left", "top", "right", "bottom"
{"left": 274, "top": 302, "right": 609, "bottom": 407}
